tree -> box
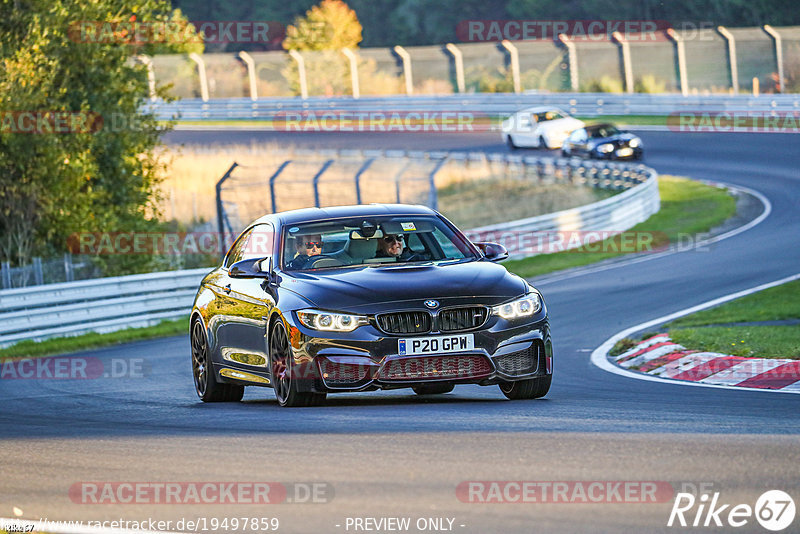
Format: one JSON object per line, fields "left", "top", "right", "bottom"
{"left": 0, "top": 0, "right": 200, "bottom": 272}
{"left": 283, "top": 0, "right": 362, "bottom": 51}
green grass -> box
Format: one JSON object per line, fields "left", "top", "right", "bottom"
{"left": 670, "top": 326, "right": 800, "bottom": 359}
{"left": 660, "top": 279, "right": 800, "bottom": 360}
{"left": 0, "top": 316, "right": 189, "bottom": 360}
{"left": 577, "top": 115, "right": 667, "bottom": 126}
{"left": 668, "top": 280, "right": 800, "bottom": 327}
{"left": 504, "top": 175, "right": 737, "bottom": 278}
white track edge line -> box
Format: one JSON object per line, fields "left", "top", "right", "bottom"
{"left": 535, "top": 179, "right": 772, "bottom": 285}
{"left": 590, "top": 272, "right": 800, "bottom": 394}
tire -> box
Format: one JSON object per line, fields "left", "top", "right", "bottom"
{"left": 538, "top": 135, "right": 549, "bottom": 149}
{"left": 499, "top": 375, "right": 551, "bottom": 400}
{"left": 412, "top": 383, "right": 454, "bottom": 395}
{"left": 269, "top": 319, "right": 326, "bottom": 407}
{"left": 506, "top": 135, "right": 518, "bottom": 150}
{"left": 191, "top": 318, "right": 244, "bottom": 402}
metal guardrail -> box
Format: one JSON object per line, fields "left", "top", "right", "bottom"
{"left": 151, "top": 93, "right": 800, "bottom": 122}
{"left": 0, "top": 269, "right": 208, "bottom": 348}
{"left": 0, "top": 153, "right": 658, "bottom": 347}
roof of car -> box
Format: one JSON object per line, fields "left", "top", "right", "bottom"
{"left": 517, "top": 106, "right": 568, "bottom": 114}
{"left": 252, "top": 203, "right": 438, "bottom": 226}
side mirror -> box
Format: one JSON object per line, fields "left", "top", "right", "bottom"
{"left": 229, "top": 257, "right": 272, "bottom": 278}
{"left": 474, "top": 242, "right": 509, "bottom": 262}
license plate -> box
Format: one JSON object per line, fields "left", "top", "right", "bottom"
{"left": 616, "top": 147, "right": 634, "bottom": 157}
{"left": 398, "top": 334, "right": 474, "bottom": 355}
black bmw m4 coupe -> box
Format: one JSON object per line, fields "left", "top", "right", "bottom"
{"left": 190, "top": 204, "right": 553, "bottom": 407}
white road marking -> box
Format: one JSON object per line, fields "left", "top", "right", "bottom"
{"left": 590, "top": 272, "right": 800, "bottom": 394}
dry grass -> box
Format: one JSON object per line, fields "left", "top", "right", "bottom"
{"left": 157, "top": 143, "right": 615, "bottom": 229}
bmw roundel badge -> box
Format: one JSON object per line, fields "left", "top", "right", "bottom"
{"left": 424, "top": 300, "right": 439, "bottom": 309}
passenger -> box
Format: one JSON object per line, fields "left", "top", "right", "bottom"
{"left": 286, "top": 234, "right": 323, "bottom": 269}
{"left": 375, "top": 233, "right": 414, "bottom": 261}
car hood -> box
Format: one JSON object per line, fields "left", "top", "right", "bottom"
{"left": 540, "top": 117, "right": 584, "bottom": 131}
{"left": 279, "top": 260, "right": 527, "bottom": 313}
{"left": 589, "top": 132, "right": 636, "bottom": 145}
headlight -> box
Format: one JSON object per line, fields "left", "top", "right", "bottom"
{"left": 296, "top": 309, "right": 368, "bottom": 332}
{"left": 492, "top": 293, "right": 542, "bottom": 320}
{"left": 628, "top": 137, "right": 641, "bottom": 148}
{"left": 597, "top": 143, "right": 614, "bottom": 153}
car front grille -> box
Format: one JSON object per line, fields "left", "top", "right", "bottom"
{"left": 438, "top": 306, "right": 488, "bottom": 332}
{"left": 377, "top": 311, "right": 431, "bottom": 334}
{"left": 493, "top": 341, "right": 541, "bottom": 376}
{"left": 379, "top": 354, "right": 492, "bottom": 381}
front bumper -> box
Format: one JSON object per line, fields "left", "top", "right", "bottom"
{"left": 283, "top": 312, "right": 552, "bottom": 393}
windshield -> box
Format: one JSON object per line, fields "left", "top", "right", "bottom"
{"left": 533, "top": 110, "right": 565, "bottom": 122}
{"left": 281, "top": 216, "right": 477, "bottom": 271}
{"left": 588, "top": 124, "right": 621, "bottom": 138}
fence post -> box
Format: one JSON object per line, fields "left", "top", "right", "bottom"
{"left": 238, "top": 51, "right": 259, "bottom": 101}
{"left": 288, "top": 50, "right": 309, "bottom": 99}
{"left": 427, "top": 156, "right": 450, "bottom": 211}
{"left": 666, "top": 29, "right": 689, "bottom": 96}
{"left": 33, "top": 257, "right": 43, "bottom": 286}
{"left": 353, "top": 158, "right": 376, "bottom": 204}
{"left": 342, "top": 48, "right": 360, "bottom": 98}
{"left": 1, "top": 261, "right": 10, "bottom": 289}
{"left": 557, "top": 34, "right": 579, "bottom": 92}
{"left": 611, "top": 32, "right": 634, "bottom": 94}
{"left": 312, "top": 159, "right": 336, "bottom": 208}
{"left": 716, "top": 26, "right": 739, "bottom": 94}
{"left": 763, "top": 25, "right": 784, "bottom": 93}
{"left": 499, "top": 40, "right": 521, "bottom": 93}
{"left": 215, "top": 162, "right": 239, "bottom": 258}
{"left": 393, "top": 45, "right": 414, "bottom": 95}
{"left": 64, "top": 253, "right": 74, "bottom": 282}
{"left": 268, "top": 160, "right": 293, "bottom": 214}
{"left": 444, "top": 43, "right": 465, "bottom": 93}
{"left": 134, "top": 55, "right": 157, "bottom": 101}
{"left": 189, "top": 53, "right": 209, "bottom": 102}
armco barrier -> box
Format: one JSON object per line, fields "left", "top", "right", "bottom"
{"left": 150, "top": 93, "right": 800, "bottom": 122}
{"left": 0, "top": 153, "right": 658, "bottom": 347}
{"left": 0, "top": 269, "right": 208, "bottom": 348}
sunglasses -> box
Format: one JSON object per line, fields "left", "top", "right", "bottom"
{"left": 383, "top": 235, "right": 404, "bottom": 243}
{"left": 304, "top": 241, "right": 323, "bottom": 249}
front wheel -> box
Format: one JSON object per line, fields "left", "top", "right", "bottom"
{"left": 270, "top": 319, "right": 326, "bottom": 407}
{"left": 506, "top": 135, "right": 518, "bottom": 150}
{"left": 499, "top": 375, "right": 551, "bottom": 400}
{"left": 191, "top": 319, "right": 244, "bottom": 402}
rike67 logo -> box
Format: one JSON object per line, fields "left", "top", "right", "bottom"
{"left": 668, "top": 489, "right": 795, "bottom": 531}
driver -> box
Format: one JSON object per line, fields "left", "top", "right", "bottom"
{"left": 375, "top": 233, "right": 414, "bottom": 261}
{"left": 286, "top": 234, "right": 323, "bottom": 269}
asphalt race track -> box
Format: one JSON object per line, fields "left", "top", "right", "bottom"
{"left": 2, "top": 129, "right": 799, "bottom": 533}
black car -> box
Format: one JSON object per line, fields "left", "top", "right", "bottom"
{"left": 561, "top": 123, "right": 643, "bottom": 160}
{"left": 190, "top": 204, "right": 552, "bottom": 407}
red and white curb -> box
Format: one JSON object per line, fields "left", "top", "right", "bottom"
{"left": 614, "top": 333, "right": 800, "bottom": 392}
{"left": 591, "top": 272, "right": 800, "bottom": 394}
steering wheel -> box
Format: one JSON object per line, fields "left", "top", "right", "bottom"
{"left": 306, "top": 255, "right": 345, "bottom": 269}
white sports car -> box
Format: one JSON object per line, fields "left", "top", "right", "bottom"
{"left": 501, "top": 106, "right": 585, "bottom": 150}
